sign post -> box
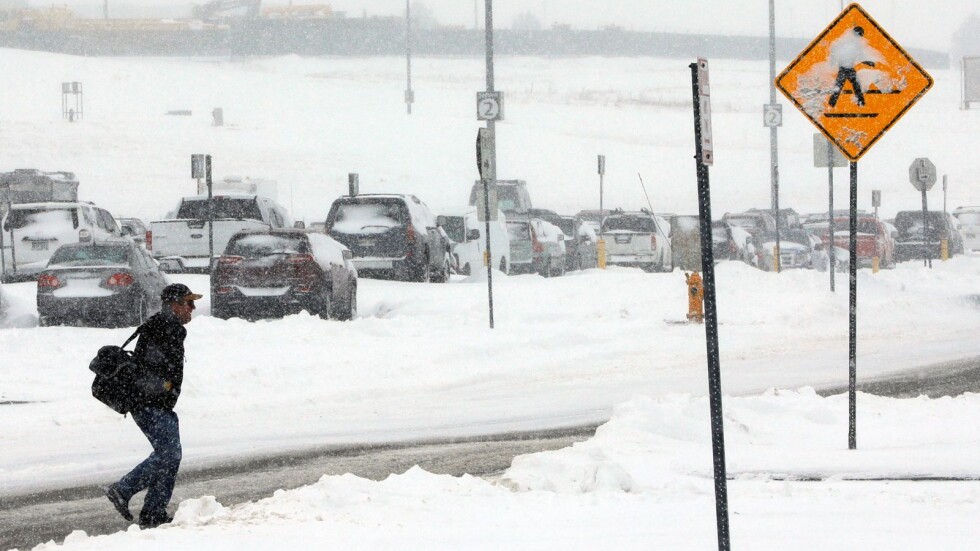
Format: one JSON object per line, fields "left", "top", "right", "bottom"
{"left": 776, "top": 3, "right": 933, "bottom": 450}
{"left": 476, "top": 129, "right": 496, "bottom": 329}
{"left": 814, "top": 133, "right": 846, "bottom": 290}
{"left": 191, "top": 154, "right": 213, "bottom": 272}
{"left": 690, "top": 58, "right": 730, "bottom": 551}
{"left": 597, "top": 154, "right": 606, "bottom": 269}
{"left": 909, "top": 157, "right": 937, "bottom": 268}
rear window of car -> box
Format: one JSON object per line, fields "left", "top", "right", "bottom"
{"left": 724, "top": 216, "right": 761, "bottom": 230}
{"left": 177, "top": 198, "right": 262, "bottom": 220}
{"left": 49, "top": 245, "right": 129, "bottom": 266}
{"left": 4, "top": 208, "right": 79, "bottom": 231}
{"left": 955, "top": 212, "right": 980, "bottom": 226}
{"left": 328, "top": 200, "right": 408, "bottom": 234}
{"left": 894, "top": 212, "right": 944, "bottom": 233}
{"left": 603, "top": 216, "right": 656, "bottom": 233}
{"left": 506, "top": 221, "right": 530, "bottom": 240}
{"left": 226, "top": 234, "right": 307, "bottom": 259}
{"left": 441, "top": 217, "right": 466, "bottom": 242}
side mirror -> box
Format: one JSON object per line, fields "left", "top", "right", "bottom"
{"left": 342, "top": 249, "right": 353, "bottom": 261}
{"left": 294, "top": 221, "right": 306, "bottom": 229}
{"left": 814, "top": 243, "right": 824, "bottom": 251}
{"left": 466, "top": 229, "right": 480, "bottom": 241}
{"left": 436, "top": 215, "right": 447, "bottom": 227}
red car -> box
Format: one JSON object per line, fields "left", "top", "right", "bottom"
{"left": 813, "top": 217, "right": 895, "bottom": 269}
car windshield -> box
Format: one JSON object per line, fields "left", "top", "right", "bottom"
{"left": 329, "top": 200, "right": 407, "bottom": 234}
{"left": 603, "top": 216, "right": 656, "bottom": 233}
{"left": 226, "top": 234, "right": 306, "bottom": 258}
{"left": 553, "top": 218, "right": 575, "bottom": 237}
{"left": 507, "top": 221, "right": 530, "bottom": 240}
{"left": 4, "top": 208, "right": 78, "bottom": 231}
{"left": 176, "top": 197, "right": 262, "bottom": 220}
{"left": 441, "top": 217, "right": 466, "bottom": 242}
{"left": 48, "top": 245, "right": 129, "bottom": 266}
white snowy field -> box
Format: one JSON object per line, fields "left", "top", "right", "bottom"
{"left": 1, "top": 47, "right": 980, "bottom": 549}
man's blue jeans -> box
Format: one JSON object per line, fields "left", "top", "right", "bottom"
{"left": 116, "top": 407, "right": 182, "bottom": 517}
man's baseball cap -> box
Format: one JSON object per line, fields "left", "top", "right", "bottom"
{"left": 161, "top": 283, "right": 203, "bottom": 303}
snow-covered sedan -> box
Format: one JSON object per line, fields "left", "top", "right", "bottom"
{"left": 36, "top": 239, "right": 168, "bottom": 327}
{"left": 211, "top": 229, "right": 357, "bottom": 321}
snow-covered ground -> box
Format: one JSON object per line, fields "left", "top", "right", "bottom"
{"left": 2, "top": 47, "right": 979, "bottom": 549}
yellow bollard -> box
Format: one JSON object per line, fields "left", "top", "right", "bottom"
{"left": 872, "top": 256, "right": 879, "bottom": 273}
{"left": 483, "top": 250, "right": 490, "bottom": 267}
{"left": 685, "top": 272, "right": 704, "bottom": 324}
{"left": 941, "top": 239, "right": 949, "bottom": 261}
{"left": 597, "top": 238, "right": 607, "bottom": 269}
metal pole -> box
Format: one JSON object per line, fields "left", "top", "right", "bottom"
{"left": 768, "top": 0, "right": 781, "bottom": 273}
{"left": 484, "top": 0, "right": 496, "bottom": 329}
{"left": 848, "top": 161, "right": 857, "bottom": 450}
{"left": 406, "top": 0, "right": 413, "bottom": 115}
{"left": 207, "top": 155, "right": 214, "bottom": 273}
{"left": 943, "top": 174, "right": 947, "bottom": 217}
{"left": 691, "top": 61, "right": 731, "bottom": 551}
{"left": 922, "top": 188, "right": 931, "bottom": 268}
{"left": 828, "top": 141, "right": 835, "bottom": 291}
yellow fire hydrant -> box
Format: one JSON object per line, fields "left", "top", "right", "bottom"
{"left": 686, "top": 272, "right": 704, "bottom": 324}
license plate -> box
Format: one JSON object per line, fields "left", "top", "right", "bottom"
{"left": 614, "top": 235, "right": 631, "bottom": 244}
{"left": 358, "top": 239, "right": 375, "bottom": 247}
{"left": 32, "top": 241, "right": 49, "bottom": 251}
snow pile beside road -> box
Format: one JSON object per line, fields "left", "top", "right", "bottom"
{"left": 503, "top": 389, "right": 980, "bottom": 492}
{"left": 29, "top": 392, "right": 980, "bottom": 551}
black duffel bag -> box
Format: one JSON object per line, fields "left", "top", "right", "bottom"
{"left": 89, "top": 328, "right": 144, "bottom": 414}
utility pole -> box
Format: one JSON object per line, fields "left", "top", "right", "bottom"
{"left": 405, "top": 0, "right": 414, "bottom": 115}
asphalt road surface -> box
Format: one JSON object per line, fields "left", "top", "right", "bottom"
{"left": 0, "top": 426, "right": 596, "bottom": 550}
{"left": 3, "top": 355, "right": 978, "bottom": 550}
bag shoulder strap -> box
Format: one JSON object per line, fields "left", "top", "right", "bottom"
{"left": 121, "top": 327, "right": 142, "bottom": 350}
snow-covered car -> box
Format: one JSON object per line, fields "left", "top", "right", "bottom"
{"left": 36, "top": 239, "right": 168, "bottom": 327}
{"left": 952, "top": 206, "right": 980, "bottom": 252}
{"left": 601, "top": 210, "right": 673, "bottom": 272}
{"left": 117, "top": 217, "right": 148, "bottom": 247}
{"left": 528, "top": 210, "right": 597, "bottom": 272}
{"left": 752, "top": 229, "right": 819, "bottom": 271}
{"left": 804, "top": 217, "right": 895, "bottom": 269}
{"left": 148, "top": 193, "right": 292, "bottom": 273}
{"left": 438, "top": 208, "right": 510, "bottom": 275}
{"left": 211, "top": 228, "right": 357, "bottom": 321}
{"left": 325, "top": 194, "right": 451, "bottom": 283}
{"left": 721, "top": 211, "right": 777, "bottom": 238}
{"left": 506, "top": 218, "right": 566, "bottom": 277}
{"left": 893, "top": 210, "right": 964, "bottom": 262}
{"left": 1, "top": 201, "right": 122, "bottom": 282}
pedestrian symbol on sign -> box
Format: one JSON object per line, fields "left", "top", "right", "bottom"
{"left": 827, "top": 25, "right": 881, "bottom": 108}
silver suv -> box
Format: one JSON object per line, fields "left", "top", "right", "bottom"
{"left": 601, "top": 210, "right": 673, "bottom": 272}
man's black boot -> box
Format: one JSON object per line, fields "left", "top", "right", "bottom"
{"left": 104, "top": 484, "right": 134, "bottom": 522}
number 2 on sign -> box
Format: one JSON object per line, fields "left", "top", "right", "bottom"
{"left": 480, "top": 99, "right": 500, "bottom": 119}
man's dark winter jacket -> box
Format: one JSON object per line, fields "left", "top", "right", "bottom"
{"left": 134, "top": 308, "right": 186, "bottom": 410}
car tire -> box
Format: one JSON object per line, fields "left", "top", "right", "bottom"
{"left": 412, "top": 255, "right": 431, "bottom": 283}
{"left": 39, "top": 316, "right": 58, "bottom": 327}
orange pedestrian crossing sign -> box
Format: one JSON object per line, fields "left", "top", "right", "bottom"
{"left": 775, "top": 3, "right": 933, "bottom": 161}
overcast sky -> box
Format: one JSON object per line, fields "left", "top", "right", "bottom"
{"left": 31, "top": 1, "right": 979, "bottom": 52}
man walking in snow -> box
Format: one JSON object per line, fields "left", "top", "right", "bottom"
{"left": 104, "top": 283, "right": 201, "bottom": 529}
{"left": 827, "top": 26, "right": 882, "bottom": 108}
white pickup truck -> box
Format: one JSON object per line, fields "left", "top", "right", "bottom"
{"left": 148, "top": 194, "right": 292, "bottom": 272}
